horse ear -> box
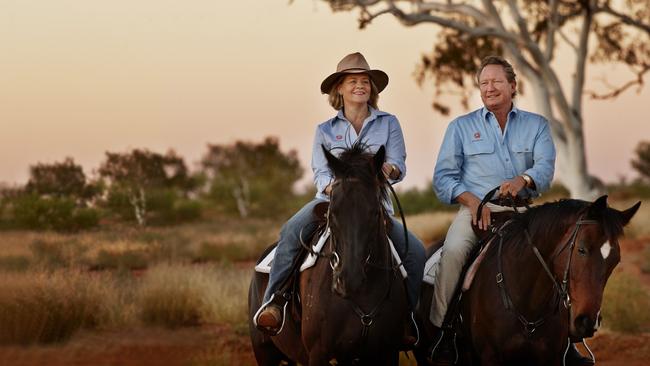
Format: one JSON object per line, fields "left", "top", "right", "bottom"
{"left": 619, "top": 201, "right": 641, "bottom": 226}
{"left": 373, "top": 145, "right": 386, "bottom": 177}
{"left": 322, "top": 145, "right": 345, "bottom": 176}
{"left": 587, "top": 195, "right": 608, "bottom": 218}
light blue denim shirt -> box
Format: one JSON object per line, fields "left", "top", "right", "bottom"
{"left": 433, "top": 106, "right": 556, "bottom": 204}
{"left": 311, "top": 107, "right": 407, "bottom": 214}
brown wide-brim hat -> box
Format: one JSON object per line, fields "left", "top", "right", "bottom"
{"left": 320, "top": 52, "right": 389, "bottom": 94}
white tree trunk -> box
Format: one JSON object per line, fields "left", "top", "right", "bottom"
{"left": 130, "top": 186, "right": 147, "bottom": 226}
{"left": 527, "top": 76, "right": 603, "bottom": 200}
{"left": 233, "top": 177, "right": 250, "bottom": 218}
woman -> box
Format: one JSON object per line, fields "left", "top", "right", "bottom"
{"left": 255, "top": 52, "right": 425, "bottom": 336}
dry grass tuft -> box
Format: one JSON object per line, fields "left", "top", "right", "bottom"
{"left": 602, "top": 269, "right": 650, "bottom": 333}
{"left": 0, "top": 270, "right": 120, "bottom": 344}
{"left": 137, "top": 264, "right": 250, "bottom": 330}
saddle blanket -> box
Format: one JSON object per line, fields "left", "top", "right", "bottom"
{"left": 422, "top": 240, "right": 494, "bottom": 290}
{"left": 254, "top": 228, "right": 408, "bottom": 279}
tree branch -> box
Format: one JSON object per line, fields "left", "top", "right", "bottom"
{"left": 414, "top": 1, "right": 486, "bottom": 20}
{"left": 557, "top": 27, "right": 579, "bottom": 52}
{"left": 585, "top": 64, "right": 650, "bottom": 99}
{"left": 545, "top": 0, "right": 559, "bottom": 62}
{"left": 572, "top": 0, "right": 594, "bottom": 114}
{"left": 597, "top": 3, "right": 650, "bottom": 34}
{"left": 359, "top": 1, "right": 518, "bottom": 41}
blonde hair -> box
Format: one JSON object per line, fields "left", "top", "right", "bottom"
{"left": 327, "top": 74, "right": 379, "bottom": 110}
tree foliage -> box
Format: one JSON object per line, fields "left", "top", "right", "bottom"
{"left": 632, "top": 141, "right": 650, "bottom": 182}
{"left": 322, "top": 0, "right": 650, "bottom": 199}
{"left": 200, "top": 137, "right": 303, "bottom": 218}
{"left": 25, "top": 158, "right": 98, "bottom": 202}
{"left": 98, "top": 149, "right": 195, "bottom": 226}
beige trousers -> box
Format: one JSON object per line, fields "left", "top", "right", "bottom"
{"left": 429, "top": 203, "right": 522, "bottom": 327}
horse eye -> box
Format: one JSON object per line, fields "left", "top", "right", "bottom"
{"left": 578, "top": 247, "right": 588, "bottom": 256}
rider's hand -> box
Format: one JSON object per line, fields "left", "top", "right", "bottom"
{"left": 381, "top": 162, "right": 399, "bottom": 180}
{"left": 457, "top": 192, "right": 491, "bottom": 231}
{"left": 324, "top": 183, "right": 333, "bottom": 196}
{"left": 499, "top": 176, "right": 527, "bottom": 198}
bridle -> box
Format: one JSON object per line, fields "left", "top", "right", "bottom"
{"left": 321, "top": 176, "right": 404, "bottom": 345}
{"left": 494, "top": 213, "right": 599, "bottom": 335}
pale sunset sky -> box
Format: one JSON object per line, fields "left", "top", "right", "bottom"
{"left": 2, "top": 0, "right": 649, "bottom": 190}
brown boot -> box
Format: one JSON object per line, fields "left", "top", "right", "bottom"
{"left": 256, "top": 304, "right": 283, "bottom": 335}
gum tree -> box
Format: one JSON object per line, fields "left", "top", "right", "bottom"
{"left": 322, "top": 0, "right": 649, "bottom": 198}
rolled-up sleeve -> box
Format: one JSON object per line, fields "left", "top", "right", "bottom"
{"left": 433, "top": 121, "right": 468, "bottom": 204}
{"left": 524, "top": 118, "right": 556, "bottom": 193}
{"left": 385, "top": 115, "right": 407, "bottom": 184}
{"left": 311, "top": 126, "right": 333, "bottom": 194}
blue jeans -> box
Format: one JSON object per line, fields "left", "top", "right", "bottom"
{"left": 263, "top": 198, "right": 426, "bottom": 310}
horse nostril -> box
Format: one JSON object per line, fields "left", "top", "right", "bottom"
{"left": 574, "top": 315, "right": 596, "bottom": 337}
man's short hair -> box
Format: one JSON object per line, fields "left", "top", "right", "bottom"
{"left": 477, "top": 56, "right": 517, "bottom": 98}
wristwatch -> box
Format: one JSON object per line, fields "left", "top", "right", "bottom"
{"left": 520, "top": 174, "right": 533, "bottom": 187}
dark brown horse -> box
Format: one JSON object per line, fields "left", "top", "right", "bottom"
{"left": 414, "top": 196, "right": 640, "bottom": 365}
{"left": 248, "top": 144, "right": 409, "bottom": 365}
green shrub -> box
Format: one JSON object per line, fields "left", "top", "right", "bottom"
{"left": 392, "top": 184, "right": 454, "bottom": 215}
{"left": 602, "top": 271, "right": 650, "bottom": 333}
{"left": 9, "top": 194, "right": 99, "bottom": 231}
{"left": 172, "top": 199, "right": 202, "bottom": 222}
{"left": 72, "top": 207, "right": 100, "bottom": 230}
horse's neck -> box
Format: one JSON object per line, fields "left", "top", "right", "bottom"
{"left": 499, "top": 227, "right": 567, "bottom": 313}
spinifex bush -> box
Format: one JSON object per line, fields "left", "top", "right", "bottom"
{"left": 0, "top": 271, "right": 112, "bottom": 344}
{"left": 138, "top": 264, "right": 210, "bottom": 328}
{"left": 602, "top": 270, "right": 650, "bottom": 333}
{"left": 137, "top": 264, "right": 249, "bottom": 329}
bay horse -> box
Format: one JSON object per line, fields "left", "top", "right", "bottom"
{"left": 414, "top": 195, "right": 640, "bottom": 365}
{"left": 248, "top": 144, "right": 409, "bottom": 365}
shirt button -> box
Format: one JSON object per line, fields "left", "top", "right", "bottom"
{"left": 506, "top": 158, "right": 509, "bottom": 162}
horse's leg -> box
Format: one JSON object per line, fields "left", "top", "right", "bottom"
{"left": 249, "top": 269, "right": 295, "bottom": 365}
{"left": 306, "top": 346, "right": 330, "bottom": 366}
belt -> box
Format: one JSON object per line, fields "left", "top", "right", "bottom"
{"left": 489, "top": 197, "right": 532, "bottom": 208}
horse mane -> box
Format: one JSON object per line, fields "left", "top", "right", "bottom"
{"left": 335, "top": 142, "right": 389, "bottom": 204}
{"left": 503, "top": 198, "right": 627, "bottom": 252}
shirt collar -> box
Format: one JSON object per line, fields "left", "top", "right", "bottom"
{"left": 332, "top": 106, "right": 387, "bottom": 125}
{"left": 481, "top": 104, "right": 519, "bottom": 121}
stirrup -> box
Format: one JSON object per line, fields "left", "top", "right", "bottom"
{"left": 427, "top": 328, "right": 459, "bottom": 365}
{"left": 253, "top": 294, "right": 288, "bottom": 336}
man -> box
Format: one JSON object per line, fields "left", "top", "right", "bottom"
{"left": 430, "top": 56, "right": 592, "bottom": 365}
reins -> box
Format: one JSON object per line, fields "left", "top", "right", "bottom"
{"left": 312, "top": 169, "right": 409, "bottom": 347}
{"left": 483, "top": 187, "right": 599, "bottom": 337}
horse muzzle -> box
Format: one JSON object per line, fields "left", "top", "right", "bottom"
{"left": 571, "top": 312, "right": 601, "bottom": 338}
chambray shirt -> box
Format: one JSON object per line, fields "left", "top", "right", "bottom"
{"left": 433, "top": 106, "right": 556, "bottom": 204}
{"left": 311, "top": 107, "right": 407, "bottom": 214}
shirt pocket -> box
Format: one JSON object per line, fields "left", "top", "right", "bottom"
{"left": 464, "top": 141, "right": 496, "bottom": 177}
{"left": 512, "top": 140, "right": 534, "bottom": 169}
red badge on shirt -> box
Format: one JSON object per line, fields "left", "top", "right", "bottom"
{"left": 474, "top": 132, "right": 481, "bottom": 139}
{"left": 336, "top": 135, "right": 343, "bottom": 140}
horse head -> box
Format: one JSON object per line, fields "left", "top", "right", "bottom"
{"left": 563, "top": 195, "right": 640, "bottom": 338}
{"left": 321, "top": 144, "right": 388, "bottom": 298}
